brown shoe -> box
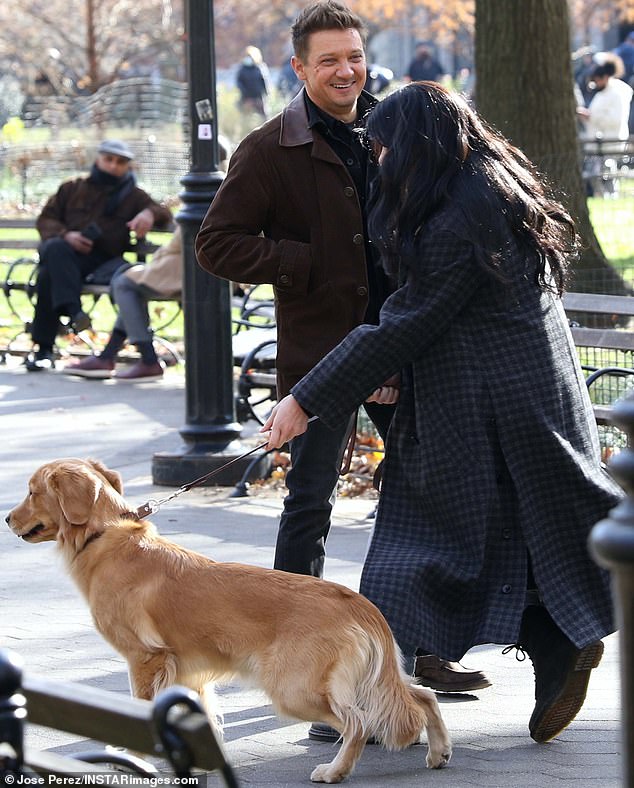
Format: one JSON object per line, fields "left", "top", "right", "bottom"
{"left": 414, "top": 654, "right": 492, "bottom": 693}
{"left": 65, "top": 355, "right": 114, "bottom": 379}
{"left": 113, "top": 360, "right": 164, "bottom": 382}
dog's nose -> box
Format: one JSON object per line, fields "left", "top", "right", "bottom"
{"left": 5, "top": 514, "right": 11, "bottom": 524}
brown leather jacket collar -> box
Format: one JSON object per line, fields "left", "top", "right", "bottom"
{"left": 279, "top": 88, "right": 377, "bottom": 149}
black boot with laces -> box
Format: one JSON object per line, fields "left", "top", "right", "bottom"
{"left": 510, "top": 604, "right": 604, "bottom": 743}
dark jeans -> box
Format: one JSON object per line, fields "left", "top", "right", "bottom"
{"left": 31, "top": 237, "right": 109, "bottom": 348}
{"left": 273, "top": 401, "right": 395, "bottom": 578}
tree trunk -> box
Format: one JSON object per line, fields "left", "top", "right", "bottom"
{"left": 86, "top": 0, "right": 99, "bottom": 90}
{"left": 475, "top": 0, "right": 629, "bottom": 294}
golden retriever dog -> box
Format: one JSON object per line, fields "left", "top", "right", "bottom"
{"left": 6, "top": 458, "right": 451, "bottom": 783}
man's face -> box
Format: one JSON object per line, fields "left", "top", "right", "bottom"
{"left": 96, "top": 152, "right": 131, "bottom": 177}
{"left": 292, "top": 28, "right": 366, "bottom": 122}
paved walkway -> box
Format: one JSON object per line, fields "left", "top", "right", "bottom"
{"left": 0, "top": 357, "right": 623, "bottom": 787}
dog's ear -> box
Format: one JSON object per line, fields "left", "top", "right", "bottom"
{"left": 46, "top": 466, "right": 101, "bottom": 525}
{"left": 87, "top": 459, "right": 123, "bottom": 495}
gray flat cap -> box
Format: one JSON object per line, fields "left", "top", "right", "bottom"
{"left": 97, "top": 139, "right": 135, "bottom": 160}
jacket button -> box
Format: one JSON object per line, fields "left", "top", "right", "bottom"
{"left": 502, "top": 528, "right": 511, "bottom": 539}
{"left": 279, "top": 274, "right": 290, "bottom": 285}
{"left": 344, "top": 186, "right": 355, "bottom": 197}
{"left": 501, "top": 584, "right": 512, "bottom": 594}
{"left": 352, "top": 233, "right": 363, "bottom": 245}
{"left": 357, "top": 286, "right": 368, "bottom": 296}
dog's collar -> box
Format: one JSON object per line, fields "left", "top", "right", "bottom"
{"left": 120, "top": 509, "right": 143, "bottom": 522}
{"left": 76, "top": 531, "right": 103, "bottom": 555}
{"left": 74, "top": 510, "right": 139, "bottom": 556}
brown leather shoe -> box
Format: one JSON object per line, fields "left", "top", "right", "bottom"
{"left": 414, "top": 654, "right": 492, "bottom": 693}
{"left": 113, "top": 360, "right": 164, "bottom": 381}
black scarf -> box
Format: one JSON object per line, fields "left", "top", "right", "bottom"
{"left": 89, "top": 164, "right": 136, "bottom": 215}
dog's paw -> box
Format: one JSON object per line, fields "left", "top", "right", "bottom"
{"left": 426, "top": 745, "right": 452, "bottom": 769}
{"left": 310, "top": 763, "right": 346, "bottom": 783}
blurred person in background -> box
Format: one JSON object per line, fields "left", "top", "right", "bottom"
{"left": 236, "top": 45, "right": 271, "bottom": 119}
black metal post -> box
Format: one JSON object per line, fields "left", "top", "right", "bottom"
{"left": 589, "top": 393, "right": 634, "bottom": 787}
{"left": 152, "top": 0, "right": 261, "bottom": 486}
{"left": 0, "top": 649, "right": 26, "bottom": 778}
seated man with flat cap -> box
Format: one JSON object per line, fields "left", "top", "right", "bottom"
{"left": 26, "top": 139, "right": 172, "bottom": 371}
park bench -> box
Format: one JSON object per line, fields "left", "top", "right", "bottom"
{"left": 234, "top": 292, "right": 634, "bottom": 428}
{"left": 563, "top": 291, "right": 634, "bottom": 460}
{"left": 0, "top": 217, "right": 180, "bottom": 362}
{"left": 0, "top": 218, "right": 278, "bottom": 368}
{"left": 581, "top": 135, "right": 634, "bottom": 197}
{"left": 229, "top": 289, "right": 634, "bottom": 494}
{"left": 0, "top": 648, "right": 239, "bottom": 787}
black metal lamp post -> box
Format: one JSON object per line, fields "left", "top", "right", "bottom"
{"left": 152, "top": 0, "right": 259, "bottom": 486}
{"left": 590, "top": 394, "right": 634, "bottom": 786}
{"left": 0, "top": 649, "right": 26, "bottom": 779}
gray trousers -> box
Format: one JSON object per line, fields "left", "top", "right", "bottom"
{"left": 111, "top": 269, "right": 159, "bottom": 345}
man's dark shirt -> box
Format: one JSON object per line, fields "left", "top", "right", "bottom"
{"left": 305, "top": 92, "right": 391, "bottom": 324}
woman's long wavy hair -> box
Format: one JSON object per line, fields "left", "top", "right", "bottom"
{"left": 364, "top": 82, "right": 577, "bottom": 295}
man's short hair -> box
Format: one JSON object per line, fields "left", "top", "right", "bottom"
{"left": 291, "top": 1, "right": 367, "bottom": 62}
{"left": 591, "top": 62, "right": 616, "bottom": 80}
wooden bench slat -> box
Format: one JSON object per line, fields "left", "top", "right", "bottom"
{"left": 23, "top": 676, "right": 158, "bottom": 753}
{"left": 593, "top": 404, "right": 618, "bottom": 425}
{"left": 22, "top": 676, "right": 232, "bottom": 774}
{"left": 570, "top": 326, "right": 634, "bottom": 352}
{"left": 0, "top": 240, "right": 38, "bottom": 250}
{"left": 563, "top": 292, "right": 634, "bottom": 316}
{"left": 0, "top": 218, "right": 38, "bottom": 229}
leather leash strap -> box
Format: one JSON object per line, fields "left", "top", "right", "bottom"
{"left": 132, "top": 439, "right": 270, "bottom": 519}
{"left": 132, "top": 415, "right": 321, "bottom": 519}
{"left": 339, "top": 409, "right": 358, "bottom": 476}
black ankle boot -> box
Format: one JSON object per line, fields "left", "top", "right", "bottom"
{"left": 517, "top": 605, "right": 604, "bottom": 743}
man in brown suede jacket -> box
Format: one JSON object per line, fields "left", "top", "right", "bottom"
{"left": 196, "top": 2, "right": 489, "bottom": 731}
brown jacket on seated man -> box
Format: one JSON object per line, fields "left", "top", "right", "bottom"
{"left": 63, "top": 136, "right": 230, "bottom": 382}
{"left": 26, "top": 139, "right": 172, "bottom": 372}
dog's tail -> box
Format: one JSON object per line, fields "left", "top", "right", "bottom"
{"left": 328, "top": 613, "right": 440, "bottom": 751}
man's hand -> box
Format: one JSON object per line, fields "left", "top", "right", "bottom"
{"left": 261, "top": 395, "right": 310, "bottom": 450}
{"left": 366, "top": 385, "right": 399, "bottom": 405}
{"left": 365, "top": 372, "right": 400, "bottom": 405}
{"left": 127, "top": 208, "right": 154, "bottom": 238}
{"left": 63, "top": 230, "right": 93, "bottom": 254}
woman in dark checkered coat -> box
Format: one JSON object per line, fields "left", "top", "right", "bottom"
{"left": 263, "top": 82, "right": 624, "bottom": 743}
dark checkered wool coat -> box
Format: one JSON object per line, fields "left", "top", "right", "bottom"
{"left": 292, "top": 207, "right": 624, "bottom": 662}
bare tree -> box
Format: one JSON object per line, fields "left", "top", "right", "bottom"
{"left": 475, "top": 0, "right": 629, "bottom": 294}
{"left": 0, "top": 0, "right": 184, "bottom": 95}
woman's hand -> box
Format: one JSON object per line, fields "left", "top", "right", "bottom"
{"left": 261, "top": 395, "right": 310, "bottom": 450}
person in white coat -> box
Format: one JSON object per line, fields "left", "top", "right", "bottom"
{"left": 579, "top": 61, "right": 633, "bottom": 143}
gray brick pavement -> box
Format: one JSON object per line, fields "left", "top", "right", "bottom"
{"left": 0, "top": 359, "right": 623, "bottom": 786}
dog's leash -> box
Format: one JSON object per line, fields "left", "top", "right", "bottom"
{"left": 131, "top": 439, "right": 271, "bottom": 519}
{"left": 130, "top": 415, "right": 321, "bottom": 519}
